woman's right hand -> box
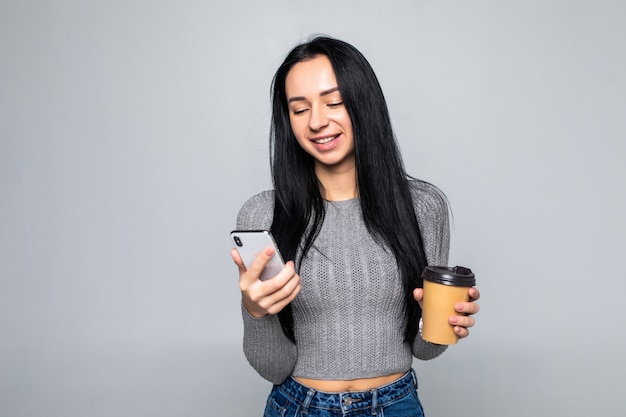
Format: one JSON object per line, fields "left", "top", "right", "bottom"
{"left": 231, "top": 247, "right": 301, "bottom": 318}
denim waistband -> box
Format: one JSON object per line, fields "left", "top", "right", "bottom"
{"left": 276, "top": 369, "right": 417, "bottom": 413}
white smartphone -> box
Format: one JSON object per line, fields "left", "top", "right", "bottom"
{"left": 230, "top": 230, "right": 286, "bottom": 281}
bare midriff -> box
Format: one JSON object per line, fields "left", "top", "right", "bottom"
{"left": 294, "top": 372, "right": 406, "bottom": 392}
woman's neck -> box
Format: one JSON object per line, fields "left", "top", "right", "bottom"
{"left": 315, "top": 161, "right": 358, "bottom": 201}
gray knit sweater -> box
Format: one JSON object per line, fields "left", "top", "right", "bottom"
{"left": 236, "top": 180, "right": 450, "bottom": 384}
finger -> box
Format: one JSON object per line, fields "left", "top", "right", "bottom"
{"left": 262, "top": 276, "right": 302, "bottom": 315}
{"left": 231, "top": 248, "right": 245, "bottom": 271}
{"left": 449, "top": 314, "right": 475, "bottom": 329}
{"left": 259, "top": 264, "right": 299, "bottom": 300}
{"left": 260, "top": 260, "right": 295, "bottom": 290}
{"left": 454, "top": 300, "right": 480, "bottom": 315}
{"left": 468, "top": 287, "right": 480, "bottom": 301}
{"left": 412, "top": 288, "right": 424, "bottom": 309}
{"left": 246, "top": 271, "right": 301, "bottom": 316}
{"left": 241, "top": 246, "right": 275, "bottom": 284}
{"left": 241, "top": 261, "right": 296, "bottom": 302}
{"left": 454, "top": 325, "right": 470, "bottom": 339}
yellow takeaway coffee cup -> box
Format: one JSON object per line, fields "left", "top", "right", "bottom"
{"left": 421, "top": 266, "right": 476, "bottom": 345}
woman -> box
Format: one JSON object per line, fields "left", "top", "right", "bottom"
{"left": 231, "top": 36, "right": 480, "bottom": 416}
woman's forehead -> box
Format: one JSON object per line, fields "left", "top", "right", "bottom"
{"left": 285, "top": 55, "right": 339, "bottom": 98}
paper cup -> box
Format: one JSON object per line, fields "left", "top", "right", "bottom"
{"left": 421, "top": 266, "right": 475, "bottom": 345}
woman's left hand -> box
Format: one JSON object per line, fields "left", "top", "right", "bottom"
{"left": 412, "top": 287, "right": 481, "bottom": 339}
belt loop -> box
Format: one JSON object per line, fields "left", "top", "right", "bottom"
{"left": 370, "top": 388, "right": 378, "bottom": 415}
{"left": 301, "top": 388, "right": 315, "bottom": 414}
{"left": 411, "top": 368, "right": 418, "bottom": 389}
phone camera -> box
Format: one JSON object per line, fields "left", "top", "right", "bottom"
{"left": 233, "top": 235, "right": 243, "bottom": 247}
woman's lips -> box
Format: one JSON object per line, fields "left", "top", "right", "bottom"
{"left": 309, "top": 133, "right": 341, "bottom": 151}
{"left": 311, "top": 134, "right": 340, "bottom": 145}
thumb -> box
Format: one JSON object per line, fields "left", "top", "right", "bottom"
{"left": 413, "top": 288, "right": 424, "bottom": 309}
{"left": 231, "top": 248, "right": 246, "bottom": 274}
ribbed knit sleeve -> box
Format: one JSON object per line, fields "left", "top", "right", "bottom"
{"left": 236, "top": 191, "right": 297, "bottom": 384}
{"left": 241, "top": 307, "right": 297, "bottom": 384}
{"left": 409, "top": 180, "right": 450, "bottom": 360}
{"left": 409, "top": 180, "right": 450, "bottom": 268}
{"left": 412, "top": 334, "right": 447, "bottom": 360}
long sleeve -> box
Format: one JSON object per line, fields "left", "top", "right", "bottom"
{"left": 241, "top": 306, "right": 297, "bottom": 384}
{"left": 409, "top": 180, "right": 450, "bottom": 360}
{"left": 236, "top": 191, "right": 298, "bottom": 384}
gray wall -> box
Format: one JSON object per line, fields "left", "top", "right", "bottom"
{"left": 1, "top": 1, "right": 624, "bottom": 416}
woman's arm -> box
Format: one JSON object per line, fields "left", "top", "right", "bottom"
{"left": 234, "top": 191, "right": 299, "bottom": 384}
{"left": 241, "top": 307, "right": 297, "bottom": 384}
{"left": 410, "top": 180, "right": 451, "bottom": 359}
{"left": 409, "top": 180, "right": 480, "bottom": 356}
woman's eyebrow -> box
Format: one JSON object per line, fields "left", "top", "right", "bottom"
{"left": 319, "top": 86, "right": 340, "bottom": 97}
{"left": 288, "top": 87, "right": 340, "bottom": 103}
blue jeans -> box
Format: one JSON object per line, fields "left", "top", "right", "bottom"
{"left": 263, "top": 369, "right": 425, "bottom": 416}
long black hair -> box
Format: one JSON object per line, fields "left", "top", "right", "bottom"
{"left": 270, "top": 36, "right": 428, "bottom": 344}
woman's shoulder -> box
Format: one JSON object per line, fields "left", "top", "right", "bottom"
{"left": 240, "top": 189, "right": 275, "bottom": 208}
{"left": 407, "top": 179, "right": 448, "bottom": 212}
{"left": 235, "top": 190, "right": 275, "bottom": 230}
{"left": 408, "top": 179, "right": 450, "bottom": 265}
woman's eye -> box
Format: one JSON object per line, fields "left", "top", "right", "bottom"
{"left": 292, "top": 108, "right": 308, "bottom": 115}
{"left": 327, "top": 102, "right": 343, "bottom": 108}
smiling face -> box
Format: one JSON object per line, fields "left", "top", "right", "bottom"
{"left": 284, "top": 55, "right": 355, "bottom": 173}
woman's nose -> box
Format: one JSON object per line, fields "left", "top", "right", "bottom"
{"left": 309, "top": 105, "right": 329, "bottom": 131}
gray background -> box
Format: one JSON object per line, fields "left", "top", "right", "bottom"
{"left": 1, "top": 0, "right": 625, "bottom": 416}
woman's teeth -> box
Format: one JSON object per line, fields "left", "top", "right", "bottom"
{"left": 313, "top": 135, "right": 337, "bottom": 144}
